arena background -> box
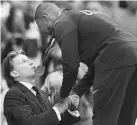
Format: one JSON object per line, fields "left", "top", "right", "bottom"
{"left": 1, "top": 0, "right": 137, "bottom": 125}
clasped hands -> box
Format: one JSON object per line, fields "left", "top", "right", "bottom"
{"left": 54, "top": 93, "right": 80, "bottom": 114}
{"left": 47, "top": 84, "right": 80, "bottom": 114}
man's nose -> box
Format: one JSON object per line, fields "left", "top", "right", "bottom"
{"left": 29, "top": 60, "right": 33, "bottom": 65}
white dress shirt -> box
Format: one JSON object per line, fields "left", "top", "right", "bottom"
{"left": 19, "top": 81, "right": 80, "bottom": 121}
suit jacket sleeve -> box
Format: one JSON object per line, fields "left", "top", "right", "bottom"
{"left": 54, "top": 19, "right": 80, "bottom": 98}
{"left": 59, "top": 110, "right": 80, "bottom": 125}
{"left": 4, "top": 91, "right": 60, "bottom": 125}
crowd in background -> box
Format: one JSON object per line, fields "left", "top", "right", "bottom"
{"left": 1, "top": 1, "right": 137, "bottom": 125}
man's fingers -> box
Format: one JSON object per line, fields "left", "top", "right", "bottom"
{"left": 69, "top": 94, "right": 79, "bottom": 99}
{"left": 69, "top": 95, "right": 80, "bottom": 106}
{"left": 69, "top": 96, "right": 79, "bottom": 103}
{"left": 69, "top": 95, "right": 79, "bottom": 101}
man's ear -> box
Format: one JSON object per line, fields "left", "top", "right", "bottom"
{"left": 10, "top": 71, "right": 19, "bottom": 78}
{"left": 43, "top": 15, "right": 49, "bottom": 22}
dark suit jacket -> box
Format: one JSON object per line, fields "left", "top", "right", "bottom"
{"left": 4, "top": 82, "right": 80, "bottom": 125}
{"left": 53, "top": 9, "right": 137, "bottom": 98}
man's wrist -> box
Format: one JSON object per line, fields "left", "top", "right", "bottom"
{"left": 54, "top": 93, "right": 63, "bottom": 104}
{"left": 70, "top": 90, "right": 79, "bottom": 97}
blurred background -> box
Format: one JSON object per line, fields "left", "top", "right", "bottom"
{"left": 1, "top": 0, "right": 137, "bottom": 125}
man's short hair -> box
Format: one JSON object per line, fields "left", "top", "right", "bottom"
{"left": 35, "top": 2, "right": 43, "bottom": 21}
{"left": 2, "top": 50, "right": 26, "bottom": 88}
{"left": 35, "top": 2, "right": 58, "bottom": 21}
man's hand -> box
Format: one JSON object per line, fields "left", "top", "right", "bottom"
{"left": 54, "top": 92, "right": 62, "bottom": 104}
{"left": 68, "top": 94, "right": 80, "bottom": 111}
{"left": 55, "top": 98, "right": 70, "bottom": 114}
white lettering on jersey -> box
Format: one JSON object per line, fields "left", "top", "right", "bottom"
{"left": 79, "top": 10, "right": 98, "bottom": 15}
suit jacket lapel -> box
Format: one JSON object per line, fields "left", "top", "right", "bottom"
{"left": 15, "top": 82, "right": 45, "bottom": 112}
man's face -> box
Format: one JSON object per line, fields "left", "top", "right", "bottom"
{"left": 36, "top": 17, "right": 52, "bottom": 34}
{"left": 11, "top": 54, "right": 36, "bottom": 79}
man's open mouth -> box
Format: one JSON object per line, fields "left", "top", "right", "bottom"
{"left": 33, "top": 66, "right": 36, "bottom": 69}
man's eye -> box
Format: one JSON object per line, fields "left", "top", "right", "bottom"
{"left": 22, "top": 60, "right": 26, "bottom": 63}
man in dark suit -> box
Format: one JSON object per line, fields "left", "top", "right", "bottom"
{"left": 35, "top": 2, "right": 137, "bottom": 125}
{"left": 2, "top": 50, "right": 80, "bottom": 125}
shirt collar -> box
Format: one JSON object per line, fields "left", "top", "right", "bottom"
{"left": 19, "top": 81, "right": 34, "bottom": 90}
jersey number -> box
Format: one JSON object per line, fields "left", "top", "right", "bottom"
{"left": 79, "top": 10, "right": 94, "bottom": 15}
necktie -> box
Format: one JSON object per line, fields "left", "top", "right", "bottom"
{"left": 32, "top": 86, "right": 46, "bottom": 111}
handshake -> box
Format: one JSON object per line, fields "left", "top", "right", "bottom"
{"left": 42, "top": 71, "right": 80, "bottom": 115}
{"left": 53, "top": 93, "right": 80, "bottom": 114}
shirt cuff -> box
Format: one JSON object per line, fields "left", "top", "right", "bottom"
{"left": 53, "top": 106, "right": 61, "bottom": 121}
{"left": 67, "top": 109, "right": 80, "bottom": 117}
